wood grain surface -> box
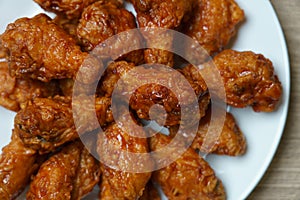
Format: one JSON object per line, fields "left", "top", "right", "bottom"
{"left": 248, "top": 1, "right": 300, "bottom": 199}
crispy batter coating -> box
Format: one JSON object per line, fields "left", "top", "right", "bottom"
{"left": 98, "top": 61, "right": 210, "bottom": 126}
{"left": 0, "top": 14, "right": 102, "bottom": 84}
{"left": 170, "top": 108, "right": 246, "bottom": 156}
{"left": 97, "top": 120, "right": 152, "bottom": 199}
{"left": 27, "top": 141, "right": 100, "bottom": 200}
{"left": 14, "top": 95, "right": 113, "bottom": 153}
{"left": 213, "top": 49, "right": 282, "bottom": 112}
{"left": 99, "top": 171, "right": 114, "bottom": 200}
{"left": 14, "top": 96, "right": 77, "bottom": 154}
{"left": 53, "top": 14, "right": 80, "bottom": 42}
{"left": 183, "top": 0, "right": 244, "bottom": 59}
{"left": 139, "top": 182, "right": 161, "bottom": 200}
{"left": 98, "top": 61, "right": 135, "bottom": 97}
{"left": 34, "top": 0, "right": 123, "bottom": 19}
{"left": 0, "top": 131, "right": 39, "bottom": 200}
{"left": 71, "top": 147, "right": 100, "bottom": 200}
{"left": 129, "top": 0, "right": 195, "bottom": 67}
{"left": 0, "top": 62, "right": 60, "bottom": 112}
{"left": 77, "top": 2, "right": 144, "bottom": 64}
{"left": 150, "top": 134, "right": 226, "bottom": 200}
{"left": 179, "top": 64, "right": 208, "bottom": 97}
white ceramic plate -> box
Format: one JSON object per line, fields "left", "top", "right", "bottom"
{"left": 0, "top": 0, "right": 290, "bottom": 199}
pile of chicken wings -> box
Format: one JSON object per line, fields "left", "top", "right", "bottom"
{"left": 0, "top": 0, "right": 282, "bottom": 199}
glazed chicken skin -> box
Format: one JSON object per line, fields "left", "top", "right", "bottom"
{"left": 0, "top": 62, "right": 59, "bottom": 112}
{"left": 150, "top": 134, "right": 226, "bottom": 200}
{"left": 0, "top": 14, "right": 102, "bottom": 85}
{"left": 129, "top": 0, "right": 196, "bottom": 67}
{"left": 97, "top": 111, "right": 152, "bottom": 199}
{"left": 212, "top": 49, "right": 282, "bottom": 112}
{"left": 34, "top": 0, "right": 123, "bottom": 19}
{"left": 77, "top": 1, "right": 144, "bottom": 65}
{"left": 183, "top": 0, "right": 244, "bottom": 61}
{"left": 99, "top": 61, "right": 210, "bottom": 126}
{"left": 27, "top": 141, "right": 100, "bottom": 200}
{"left": 170, "top": 107, "right": 247, "bottom": 156}
{"left": 14, "top": 95, "right": 113, "bottom": 154}
{"left": 0, "top": 131, "right": 40, "bottom": 200}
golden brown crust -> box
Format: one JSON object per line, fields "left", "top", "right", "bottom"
{"left": 0, "top": 131, "right": 39, "bottom": 200}
{"left": 77, "top": 2, "right": 144, "bottom": 64}
{"left": 184, "top": 0, "right": 244, "bottom": 58}
{"left": 14, "top": 96, "right": 78, "bottom": 154}
{"left": 14, "top": 95, "right": 113, "bottom": 153}
{"left": 0, "top": 14, "right": 102, "bottom": 84}
{"left": 27, "top": 141, "right": 82, "bottom": 200}
{"left": 213, "top": 49, "right": 282, "bottom": 112}
{"left": 71, "top": 148, "right": 100, "bottom": 200}
{"left": 151, "top": 134, "right": 226, "bottom": 200}
{"left": 170, "top": 107, "right": 247, "bottom": 156}
{"left": 130, "top": 0, "right": 195, "bottom": 67}
{"left": 34, "top": 0, "right": 123, "bottom": 19}
{"left": 0, "top": 62, "right": 60, "bottom": 112}
{"left": 27, "top": 141, "right": 99, "bottom": 200}
{"left": 97, "top": 121, "right": 152, "bottom": 199}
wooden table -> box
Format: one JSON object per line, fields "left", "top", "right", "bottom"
{"left": 249, "top": 1, "right": 300, "bottom": 199}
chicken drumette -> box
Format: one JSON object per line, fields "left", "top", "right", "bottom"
{"left": 129, "top": 0, "right": 196, "bottom": 67}
{"left": 183, "top": 0, "right": 244, "bottom": 61}
{"left": 0, "top": 14, "right": 102, "bottom": 85}
{"left": 0, "top": 131, "right": 41, "bottom": 199}
{"left": 0, "top": 61, "right": 60, "bottom": 112}
{"left": 14, "top": 95, "right": 113, "bottom": 153}
{"left": 97, "top": 110, "right": 152, "bottom": 199}
{"left": 34, "top": 0, "right": 123, "bottom": 20}
{"left": 150, "top": 134, "right": 226, "bottom": 199}
{"left": 27, "top": 141, "right": 100, "bottom": 200}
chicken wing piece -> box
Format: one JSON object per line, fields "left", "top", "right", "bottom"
{"left": 150, "top": 134, "right": 226, "bottom": 200}
{"left": 34, "top": 0, "right": 123, "bottom": 19}
{"left": 77, "top": 2, "right": 144, "bottom": 64}
{"left": 0, "top": 131, "right": 39, "bottom": 200}
{"left": 98, "top": 61, "right": 135, "bottom": 97}
{"left": 0, "top": 14, "right": 102, "bottom": 84}
{"left": 212, "top": 49, "right": 282, "bottom": 112}
{"left": 183, "top": 0, "right": 244, "bottom": 60}
{"left": 53, "top": 14, "right": 80, "bottom": 42}
{"left": 129, "top": 0, "right": 195, "bottom": 67}
{"left": 0, "top": 62, "right": 60, "bottom": 112}
{"left": 14, "top": 95, "right": 113, "bottom": 153}
{"left": 27, "top": 141, "right": 100, "bottom": 200}
{"left": 99, "top": 171, "right": 114, "bottom": 200}
{"left": 97, "top": 118, "right": 152, "bottom": 199}
{"left": 179, "top": 64, "right": 208, "bottom": 97}
{"left": 71, "top": 146, "right": 100, "bottom": 200}
{"left": 170, "top": 107, "right": 246, "bottom": 156}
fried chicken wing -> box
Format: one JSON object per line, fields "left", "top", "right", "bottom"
{"left": 170, "top": 107, "right": 246, "bottom": 156}
{"left": 129, "top": 0, "right": 195, "bottom": 67}
{"left": 97, "top": 118, "right": 152, "bottom": 199}
{"left": 213, "top": 49, "right": 282, "bottom": 112}
{"left": 150, "top": 134, "right": 226, "bottom": 200}
{"left": 0, "top": 61, "right": 60, "bottom": 112}
{"left": 0, "top": 14, "right": 102, "bottom": 85}
{"left": 34, "top": 0, "right": 123, "bottom": 19}
{"left": 183, "top": 0, "right": 244, "bottom": 60}
{"left": 14, "top": 95, "right": 113, "bottom": 153}
{"left": 0, "top": 131, "right": 39, "bottom": 200}
{"left": 77, "top": 2, "right": 144, "bottom": 64}
{"left": 27, "top": 141, "right": 100, "bottom": 200}
{"left": 53, "top": 14, "right": 80, "bottom": 42}
{"left": 98, "top": 61, "right": 135, "bottom": 97}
